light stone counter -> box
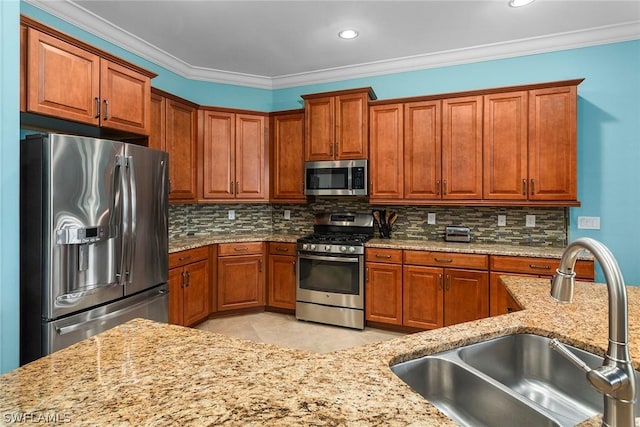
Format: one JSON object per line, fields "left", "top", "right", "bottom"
{"left": 2, "top": 277, "right": 638, "bottom": 426}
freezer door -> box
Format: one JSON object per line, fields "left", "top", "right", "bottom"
{"left": 122, "top": 144, "right": 168, "bottom": 295}
{"left": 43, "top": 284, "right": 168, "bottom": 359}
{"left": 39, "top": 134, "right": 126, "bottom": 319}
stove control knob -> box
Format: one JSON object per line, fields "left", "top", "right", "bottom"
{"left": 340, "top": 246, "right": 347, "bottom": 252}
{"left": 310, "top": 244, "right": 316, "bottom": 251}
{"left": 302, "top": 243, "right": 309, "bottom": 250}
{"left": 325, "top": 245, "right": 331, "bottom": 251}
{"left": 348, "top": 247, "right": 356, "bottom": 253}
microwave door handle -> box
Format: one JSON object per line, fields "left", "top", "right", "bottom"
{"left": 298, "top": 253, "right": 359, "bottom": 263}
{"left": 126, "top": 155, "right": 137, "bottom": 284}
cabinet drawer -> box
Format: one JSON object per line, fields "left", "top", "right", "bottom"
{"left": 268, "top": 242, "right": 297, "bottom": 255}
{"left": 218, "top": 241, "right": 264, "bottom": 256}
{"left": 366, "top": 248, "right": 403, "bottom": 264}
{"left": 169, "top": 246, "right": 209, "bottom": 269}
{"left": 490, "top": 255, "right": 594, "bottom": 280}
{"left": 404, "top": 250, "right": 488, "bottom": 270}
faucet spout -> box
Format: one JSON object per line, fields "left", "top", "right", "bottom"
{"left": 550, "top": 237, "right": 636, "bottom": 427}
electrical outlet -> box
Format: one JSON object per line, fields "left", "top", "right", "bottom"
{"left": 284, "top": 210, "right": 291, "bottom": 220}
{"left": 525, "top": 215, "right": 536, "bottom": 227}
{"left": 427, "top": 213, "right": 436, "bottom": 225}
{"left": 578, "top": 216, "right": 600, "bottom": 229}
{"left": 498, "top": 215, "right": 507, "bottom": 227}
{"left": 228, "top": 210, "right": 235, "bottom": 220}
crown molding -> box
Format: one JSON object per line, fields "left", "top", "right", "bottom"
{"left": 25, "top": 0, "right": 640, "bottom": 90}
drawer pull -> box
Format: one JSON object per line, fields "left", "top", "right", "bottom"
{"left": 276, "top": 246, "right": 289, "bottom": 252}
{"left": 435, "top": 258, "right": 453, "bottom": 263}
{"left": 178, "top": 255, "right": 192, "bottom": 261}
{"left": 529, "top": 264, "right": 551, "bottom": 270}
{"left": 234, "top": 247, "right": 249, "bottom": 252}
{"left": 375, "top": 254, "right": 392, "bottom": 259}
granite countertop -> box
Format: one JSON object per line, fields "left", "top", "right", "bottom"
{"left": 2, "top": 277, "right": 637, "bottom": 425}
{"left": 170, "top": 233, "right": 579, "bottom": 259}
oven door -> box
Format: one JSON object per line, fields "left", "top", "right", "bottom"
{"left": 296, "top": 252, "right": 364, "bottom": 309}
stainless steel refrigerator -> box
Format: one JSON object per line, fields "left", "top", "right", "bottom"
{"left": 20, "top": 133, "right": 169, "bottom": 365}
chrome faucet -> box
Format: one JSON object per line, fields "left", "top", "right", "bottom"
{"left": 549, "top": 237, "right": 636, "bottom": 427}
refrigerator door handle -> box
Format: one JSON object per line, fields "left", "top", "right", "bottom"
{"left": 117, "top": 155, "right": 131, "bottom": 285}
{"left": 126, "top": 155, "right": 137, "bottom": 284}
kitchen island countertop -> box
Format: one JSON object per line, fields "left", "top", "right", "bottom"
{"left": 2, "top": 276, "right": 638, "bottom": 425}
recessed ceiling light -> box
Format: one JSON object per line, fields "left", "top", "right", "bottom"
{"left": 509, "top": 0, "right": 535, "bottom": 7}
{"left": 338, "top": 29, "right": 359, "bottom": 40}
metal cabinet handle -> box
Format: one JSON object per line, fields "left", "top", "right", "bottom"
{"left": 185, "top": 271, "right": 190, "bottom": 288}
{"left": 234, "top": 247, "right": 248, "bottom": 252}
{"left": 436, "top": 180, "right": 441, "bottom": 196}
{"left": 443, "top": 180, "right": 448, "bottom": 195}
{"left": 276, "top": 246, "right": 289, "bottom": 252}
{"left": 103, "top": 99, "right": 109, "bottom": 120}
{"left": 529, "top": 264, "right": 551, "bottom": 270}
{"left": 445, "top": 274, "right": 451, "bottom": 291}
{"left": 236, "top": 181, "right": 239, "bottom": 194}
{"left": 434, "top": 258, "right": 453, "bottom": 263}
{"left": 94, "top": 97, "right": 101, "bottom": 119}
{"left": 366, "top": 267, "right": 369, "bottom": 282}
{"left": 375, "top": 254, "right": 392, "bottom": 259}
{"left": 258, "top": 259, "right": 263, "bottom": 272}
{"left": 530, "top": 179, "right": 535, "bottom": 195}
{"left": 329, "top": 142, "right": 333, "bottom": 156}
{"left": 522, "top": 179, "right": 527, "bottom": 195}
{"left": 181, "top": 271, "right": 186, "bottom": 288}
{"left": 230, "top": 181, "right": 234, "bottom": 194}
{"left": 178, "top": 255, "right": 192, "bottom": 261}
{"left": 438, "top": 273, "right": 443, "bottom": 290}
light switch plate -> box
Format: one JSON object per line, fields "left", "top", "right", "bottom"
{"left": 284, "top": 210, "right": 291, "bottom": 220}
{"left": 427, "top": 213, "right": 436, "bottom": 225}
{"left": 578, "top": 216, "right": 601, "bottom": 229}
{"left": 525, "top": 215, "right": 536, "bottom": 227}
{"left": 498, "top": 215, "right": 507, "bottom": 227}
{"left": 228, "top": 210, "right": 236, "bottom": 220}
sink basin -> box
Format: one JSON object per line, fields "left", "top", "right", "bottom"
{"left": 391, "top": 334, "right": 640, "bottom": 427}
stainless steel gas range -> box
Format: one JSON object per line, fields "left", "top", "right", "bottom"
{"left": 296, "top": 213, "right": 374, "bottom": 330}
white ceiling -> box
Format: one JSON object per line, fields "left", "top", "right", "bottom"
{"left": 27, "top": 0, "right": 640, "bottom": 89}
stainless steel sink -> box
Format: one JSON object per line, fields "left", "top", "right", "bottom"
{"left": 391, "top": 334, "right": 640, "bottom": 427}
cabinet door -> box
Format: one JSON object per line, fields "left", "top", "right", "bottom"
{"left": 271, "top": 113, "right": 305, "bottom": 201}
{"left": 404, "top": 100, "right": 442, "bottom": 200}
{"left": 168, "top": 267, "right": 184, "bottom": 325}
{"left": 99, "top": 59, "right": 150, "bottom": 135}
{"left": 268, "top": 254, "right": 296, "bottom": 310}
{"left": 218, "top": 254, "right": 265, "bottom": 311}
{"left": 528, "top": 85, "right": 577, "bottom": 201}
{"left": 148, "top": 92, "right": 165, "bottom": 151}
{"left": 369, "top": 104, "right": 404, "bottom": 201}
{"left": 335, "top": 92, "right": 368, "bottom": 159}
{"left": 27, "top": 28, "right": 100, "bottom": 126}
{"left": 235, "top": 114, "right": 266, "bottom": 199}
{"left": 183, "top": 259, "right": 210, "bottom": 326}
{"left": 442, "top": 96, "right": 483, "bottom": 200}
{"left": 403, "top": 265, "right": 444, "bottom": 330}
{"left": 489, "top": 272, "right": 530, "bottom": 317}
{"left": 166, "top": 99, "right": 197, "bottom": 201}
{"left": 444, "top": 268, "right": 489, "bottom": 326}
{"left": 20, "top": 25, "right": 27, "bottom": 112}
{"left": 305, "top": 96, "right": 335, "bottom": 161}
{"left": 365, "top": 262, "right": 403, "bottom": 325}
{"left": 483, "top": 91, "right": 528, "bottom": 200}
{"left": 202, "top": 111, "right": 235, "bottom": 199}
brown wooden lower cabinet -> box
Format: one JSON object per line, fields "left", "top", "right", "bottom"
{"left": 168, "top": 246, "right": 210, "bottom": 327}
{"left": 217, "top": 242, "right": 265, "bottom": 311}
{"left": 402, "top": 265, "right": 443, "bottom": 329}
{"left": 366, "top": 262, "right": 403, "bottom": 325}
{"left": 443, "top": 268, "right": 489, "bottom": 326}
{"left": 267, "top": 243, "right": 297, "bottom": 310}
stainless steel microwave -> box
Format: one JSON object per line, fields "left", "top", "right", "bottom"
{"left": 304, "top": 159, "right": 368, "bottom": 196}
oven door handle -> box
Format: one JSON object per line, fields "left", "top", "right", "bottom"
{"left": 298, "top": 253, "right": 360, "bottom": 263}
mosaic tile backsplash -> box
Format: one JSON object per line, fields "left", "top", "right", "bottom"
{"left": 170, "top": 198, "right": 568, "bottom": 247}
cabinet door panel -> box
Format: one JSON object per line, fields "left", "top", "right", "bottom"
{"left": 235, "top": 114, "right": 266, "bottom": 199}
{"left": 183, "top": 259, "right": 210, "bottom": 326}
{"left": 369, "top": 104, "right": 404, "bottom": 200}
{"left": 202, "top": 111, "right": 235, "bottom": 199}
{"left": 483, "top": 91, "right": 528, "bottom": 200}
{"left": 442, "top": 96, "right": 483, "bottom": 199}
{"left": 403, "top": 265, "right": 444, "bottom": 329}
{"left": 168, "top": 268, "right": 184, "bottom": 325}
{"left": 305, "top": 97, "right": 334, "bottom": 161}
{"left": 148, "top": 93, "right": 165, "bottom": 151}
{"left": 444, "top": 269, "right": 488, "bottom": 326}
{"left": 529, "top": 85, "right": 577, "bottom": 200}
{"left": 100, "top": 59, "right": 150, "bottom": 134}
{"left": 28, "top": 28, "right": 100, "bottom": 126}
{"left": 404, "top": 101, "right": 442, "bottom": 200}
{"left": 271, "top": 113, "right": 305, "bottom": 201}
{"left": 268, "top": 254, "right": 296, "bottom": 310}
{"left": 365, "top": 262, "right": 403, "bottom": 325}
{"left": 166, "top": 99, "right": 197, "bottom": 201}
{"left": 218, "top": 255, "right": 264, "bottom": 310}
{"left": 335, "top": 92, "right": 368, "bottom": 159}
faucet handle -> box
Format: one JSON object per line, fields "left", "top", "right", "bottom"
{"left": 549, "top": 338, "right": 591, "bottom": 372}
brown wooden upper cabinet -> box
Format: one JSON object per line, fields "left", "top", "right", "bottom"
{"left": 24, "top": 23, "right": 154, "bottom": 135}
{"left": 149, "top": 89, "right": 198, "bottom": 202}
{"left": 302, "top": 88, "right": 376, "bottom": 161}
{"left": 483, "top": 84, "right": 578, "bottom": 202}
{"left": 200, "top": 109, "right": 268, "bottom": 202}
{"left": 270, "top": 111, "right": 306, "bottom": 202}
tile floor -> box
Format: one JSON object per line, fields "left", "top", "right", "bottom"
{"left": 196, "top": 312, "right": 405, "bottom": 353}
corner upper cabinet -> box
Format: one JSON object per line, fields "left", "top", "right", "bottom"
{"left": 303, "top": 88, "right": 375, "bottom": 161}
{"left": 270, "top": 111, "right": 306, "bottom": 203}
{"left": 24, "top": 21, "right": 154, "bottom": 135}
{"left": 200, "top": 109, "right": 268, "bottom": 202}
{"left": 150, "top": 89, "right": 198, "bottom": 202}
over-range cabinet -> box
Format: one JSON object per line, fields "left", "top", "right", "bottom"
{"left": 20, "top": 133, "right": 169, "bottom": 365}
